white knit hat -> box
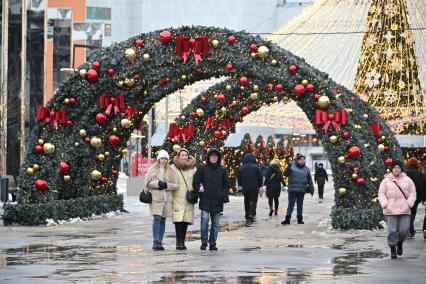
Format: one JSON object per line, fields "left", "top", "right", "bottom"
{"left": 157, "top": 149, "right": 169, "bottom": 161}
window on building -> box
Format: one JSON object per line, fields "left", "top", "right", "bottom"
{"left": 87, "top": 7, "right": 111, "bottom": 21}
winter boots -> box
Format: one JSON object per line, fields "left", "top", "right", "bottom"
{"left": 281, "top": 216, "right": 291, "bottom": 225}
{"left": 297, "top": 216, "right": 304, "bottom": 224}
{"left": 153, "top": 241, "right": 164, "bottom": 251}
{"left": 390, "top": 245, "right": 397, "bottom": 259}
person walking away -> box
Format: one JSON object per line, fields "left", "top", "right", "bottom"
{"left": 193, "top": 148, "right": 230, "bottom": 251}
{"left": 378, "top": 160, "right": 416, "bottom": 259}
{"left": 314, "top": 163, "right": 328, "bottom": 201}
{"left": 237, "top": 152, "right": 263, "bottom": 222}
{"left": 405, "top": 157, "right": 425, "bottom": 238}
{"left": 171, "top": 148, "right": 197, "bottom": 250}
{"left": 260, "top": 158, "right": 270, "bottom": 184}
{"left": 144, "top": 150, "right": 179, "bottom": 251}
{"left": 264, "top": 162, "right": 284, "bottom": 217}
{"left": 281, "top": 154, "right": 314, "bottom": 225}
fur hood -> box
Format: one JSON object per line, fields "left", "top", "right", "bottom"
{"left": 173, "top": 155, "right": 197, "bottom": 170}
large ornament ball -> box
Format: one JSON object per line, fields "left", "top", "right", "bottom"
{"left": 109, "top": 135, "right": 120, "bottom": 145}
{"left": 38, "top": 139, "right": 44, "bottom": 145}
{"left": 91, "top": 61, "right": 101, "bottom": 70}
{"left": 293, "top": 84, "right": 306, "bottom": 97}
{"left": 288, "top": 64, "right": 297, "bottom": 74}
{"left": 352, "top": 173, "right": 358, "bottom": 179}
{"left": 113, "top": 127, "right": 118, "bottom": 133}
{"left": 116, "top": 81, "right": 124, "bottom": 87}
{"left": 26, "top": 167, "right": 34, "bottom": 175}
{"left": 196, "top": 108, "right": 204, "bottom": 117}
{"left": 253, "top": 85, "right": 259, "bottom": 91}
{"left": 91, "top": 170, "right": 102, "bottom": 180}
{"left": 63, "top": 175, "right": 71, "bottom": 182}
{"left": 378, "top": 144, "right": 385, "bottom": 152}
{"left": 338, "top": 187, "right": 347, "bottom": 197}
{"left": 79, "top": 69, "right": 87, "bottom": 78}
{"left": 74, "top": 142, "right": 80, "bottom": 147}
{"left": 250, "top": 52, "right": 257, "bottom": 59}
{"left": 250, "top": 93, "right": 258, "bottom": 100}
{"left": 107, "top": 68, "right": 116, "bottom": 76}
{"left": 227, "top": 35, "right": 236, "bottom": 45}
{"left": 59, "top": 161, "right": 70, "bottom": 174}
{"left": 33, "top": 164, "right": 40, "bottom": 171}
{"left": 338, "top": 156, "right": 346, "bottom": 164}
{"left": 121, "top": 149, "right": 129, "bottom": 156}
{"left": 125, "top": 48, "right": 136, "bottom": 62}
{"left": 271, "top": 59, "right": 278, "bottom": 65}
{"left": 124, "top": 78, "right": 135, "bottom": 87}
{"left": 302, "top": 79, "right": 309, "bottom": 86}
{"left": 221, "top": 106, "right": 227, "bottom": 113}
{"left": 43, "top": 143, "right": 55, "bottom": 154}
{"left": 363, "top": 114, "right": 369, "bottom": 119}
{"left": 79, "top": 129, "right": 87, "bottom": 137}
{"left": 249, "top": 43, "right": 258, "bottom": 52}
{"left": 135, "top": 38, "right": 144, "bottom": 48}
{"left": 90, "top": 137, "right": 103, "bottom": 148}
{"left": 214, "top": 130, "right": 222, "bottom": 138}
{"left": 240, "top": 76, "right": 248, "bottom": 85}
{"left": 96, "top": 113, "right": 107, "bottom": 124}
{"left": 347, "top": 146, "right": 361, "bottom": 159}
{"left": 105, "top": 151, "right": 110, "bottom": 156}
{"left": 143, "top": 53, "right": 151, "bottom": 62}
{"left": 275, "top": 84, "right": 283, "bottom": 92}
{"left": 98, "top": 154, "right": 106, "bottom": 161}
{"left": 64, "top": 98, "right": 70, "bottom": 104}
{"left": 242, "top": 106, "right": 250, "bottom": 115}
{"left": 86, "top": 69, "right": 99, "bottom": 81}
{"left": 317, "top": 96, "right": 330, "bottom": 109}
{"left": 225, "top": 63, "right": 233, "bottom": 72}
{"left": 121, "top": 118, "right": 132, "bottom": 128}
{"left": 217, "top": 93, "right": 226, "bottom": 103}
{"left": 385, "top": 158, "right": 393, "bottom": 166}
{"left": 342, "top": 131, "right": 350, "bottom": 139}
{"left": 211, "top": 39, "right": 219, "bottom": 48}
{"left": 69, "top": 97, "right": 76, "bottom": 104}
{"left": 199, "top": 140, "right": 205, "bottom": 146}
{"left": 256, "top": 46, "right": 269, "bottom": 59}
{"left": 306, "top": 84, "right": 315, "bottom": 92}
{"left": 160, "top": 30, "right": 172, "bottom": 43}
{"left": 35, "top": 179, "right": 48, "bottom": 191}
{"left": 329, "top": 135, "right": 338, "bottom": 144}
{"left": 226, "top": 85, "right": 232, "bottom": 91}
{"left": 356, "top": 178, "right": 365, "bottom": 185}
{"left": 173, "top": 144, "right": 182, "bottom": 152}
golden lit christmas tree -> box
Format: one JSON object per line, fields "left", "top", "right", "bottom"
{"left": 353, "top": 0, "right": 425, "bottom": 134}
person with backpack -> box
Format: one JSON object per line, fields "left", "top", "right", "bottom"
{"left": 314, "top": 163, "right": 328, "bottom": 201}
{"left": 264, "top": 162, "right": 285, "bottom": 217}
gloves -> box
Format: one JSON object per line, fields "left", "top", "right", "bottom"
{"left": 158, "top": 180, "right": 168, "bottom": 190}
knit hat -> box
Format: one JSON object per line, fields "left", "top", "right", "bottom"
{"left": 407, "top": 157, "right": 419, "bottom": 166}
{"left": 157, "top": 149, "right": 169, "bottom": 161}
{"left": 390, "top": 159, "right": 404, "bottom": 171}
{"left": 295, "top": 153, "right": 305, "bottom": 160}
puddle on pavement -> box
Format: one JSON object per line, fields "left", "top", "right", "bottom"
{"left": 331, "top": 249, "right": 387, "bottom": 276}
{"left": 240, "top": 246, "right": 261, "bottom": 252}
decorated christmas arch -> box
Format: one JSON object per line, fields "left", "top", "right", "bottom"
{"left": 3, "top": 26, "right": 402, "bottom": 229}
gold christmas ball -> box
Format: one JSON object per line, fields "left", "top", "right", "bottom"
{"left": 338, "top": 156, "right": 346, "bottom": 164}
{"left": 240, "top": 86, "right": 245, "bottom": 90}
{"left": 113, "top": 127, "right": 118, "bottom": 133}
{"left": 63, "top": 175, "right": 71, "bottom": 182}
{"left": 317, "top": 96, "right": 330, "bottom": 109}
{"left": 381, "top": 136, "right": 386, "bottom": 140}
{"left": 98, "top": 154, "right": 106, "bottom": 161}
{"left": 116, "top": 81, "right": 124, "bottom": 88}
{"left": 253, "top": 85, "right": 259, "bottom": 91}
{"left": 181, "top": 75, "right": 187, "bottom": 80}
{"left": 43, "top": 143, "right": 55, "bottom": 154}
{"left": 79, "top": 69, "right": 87, "bottom": 78}
{"left": 329, "top": 135, "right": 338, "bottom": 144}
{"left": 173, "top": 144, "right": 181, "bottom": 152}
{"left": 79, "top": 129, "right": 87, "bottom": 137}
{"left": 221, "top": 106, "right": 227, "bottom": 113}
{"left": 302, "top": 79, "right": 309, "bottom": 86}
{"left": 363, "top": 114, "right": 369, "bottom": 119}
{"left": 143, "top": 53, "right": 151, "bottom": 62}
{"left": 250, "top": 93, "right": 258, "bottom": 100}
{"left": 282, "top": 96, "right": 289, "bottom": 102}
{"left": 91, "top": 170, "right": 102, "bottom": 180}
{"left": 125, "top": 48, "right": 136, "bottom": 61}
{"left": 338, "top": 187, "right": 347, "bottom": 197}
{"left": 90, "top": 137, "right": 102, "bottom": 148}
{"left": 352, "top": 173, "right": 358, "bottom": 179}
{"left": 256, "top": 46, "right": 269, "bottom": 59}
{"left": 250, "top": 52, "right": 257, "bottom": 59}
{"left": 26, "top": 167, "right": 35, "bottom": 175}
{"left": 124, "top": 78, "right": 135, "bottom": 87}
{"left": 271, "top": 59, "right": 278, "bottom": 65}
{"left": 38, "top": 139, "right": 44, "bottom": 145}
{"left": 121, "top": 148, "right": 129, "bottom": 155}
{"left": 211, "top": 39, "right": 219, "bottom": 48}
{"left": 272, "top": 96, "right": 278, "bottom": 101}
{"left": 64, "top": 98, "right": 70, "bottom": 104}
{"left": 120, "top": 118, "right": 132, "bottom": 128}
{"left": 105, "top": 151, "right": 110, "bottom": 156}
{"left": 33, "top": 164, "right": 40, "bottom": 171}
{"left": 378, "top": 144, "right": 385, "bottom": 152}
{"left": 199, "top": 140, "right": 205, "bottom": 146}
{"left": 196, "top": 108, "right": 204, "bottom": 117}
{"left": 74, "top": 142, "right": 80, "bottom": 147}
{"left": 226, "top": 85, "right": 232, "bottom": 91}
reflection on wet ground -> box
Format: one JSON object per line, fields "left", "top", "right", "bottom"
{"left": 332, "top": 249, "right": 387, "bottom": 276}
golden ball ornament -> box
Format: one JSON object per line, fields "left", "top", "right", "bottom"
{"left": 338, "top": 187, "right": 347, "bottom": 197}
{"left": 143, "top": 53, "right": 151, "bottom": 62}
{"left": 221, "top": 106, "right": 227, "bottom": 113}
{"left": 226, "top": 85, "right": 232, "bottom": 91}
{"left": 121, "top": 148, "right": 129, "bottom": 155}
{"left": 253, "top": 85, "right": 259, "bottom": 91}
{"left": 338, "top": 156, "right": 346, "bottom": 164}
{"left": 173, "top": 144, "right": 181, "bottom": 152}
{"left": 33, "top": 164, "right": 40, "bottom": 171}
{"left": 64, "top": 98, "right": 70, "bottom": 104}
{"left": 124, "top": 78, "right": 135, "bottom": 87}
{"left": 211, "top": 39, "right": 219, "bottom": 48}
{"left": 282, "top": 96, "right": 289, "bottom": 102}
{"left": 125, "top": 48, "right": 136, "bottom": 61}
{"left": 79, "top": 69, "right": 87, "bottom": 78}
{"left": 381, "top": 136, "right": 386, "bottom": 140}
{"left": 43, "top": 143, "right": 55, "bottom": 154}
{"left": 352, "top": 173, "right": 358, "bottom": 179}
{"left": 196, "top": 108, "right": 204, "bottom": 117}
{"left": 63, "top": 175, "right": 71, "bottom": 182}
{"left": 363, "top": 114, "right": 369, "bottom": 119}
{"left": 199, "top": 141, "right": 205, "bottom": 146}
{"left": 378, "top": 144, "right": 385, "bottom": 152}
{"left": 250, "top": 52, "right": 257, "bottom": 59}
{"left": 317, "top": 96, "right": 330, "bottom": 109}
{"left": 79, "top": 129, "right": 87, "bottom": 137}
{"left": 329, "top": 135, "right": 338, "bottom": 144}
{"left": 38, "top": 139, "right": 44, "bottom": 145}
{"left": 98, "top": 154, "right": 106, "bottom": 161}
{"left": 256, "top": 46, "right": 269, "bottom": 59}
{"left": 91, "top": 170, "right": 102, "bottom": 180}
{"left": 250, "top": 93, "right": 258, "bottom": 100}
{"left": 272, "top": 96, "right": 278, "bottom": 101}
{"left": 104, "top": 151, "right": 110, "bottom": 156}
{"left": 181, "top": 75, "right": 187, "bottom": 81}
{"left": 302, "top": 79, "right": 309, "bottom": 86}
{"left": 90, "top": 137, "right": 102, "bottom": 148}
{"left": 116, "top": 81, "right": 124, "bottom": 88}
{"left": 113, "top": 127, "right": 118, "bottom": 133}
{"left": 120, "top": 118, "right": 132, "bottom": 128}
{"left": 74, "top": 142, "right": 80, "bottom": 147}
{"left": 271, "top": 59, "right": 278, "bottom": 65}
{"left": 26, "top": 167, "right": 35, "bottom": 175}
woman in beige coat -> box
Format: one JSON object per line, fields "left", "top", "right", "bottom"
{"left": 171, "top": 148, "right": 197, "bottom": 250}
{"left": 144, "top": 149, "right": 178, "bottom": 251}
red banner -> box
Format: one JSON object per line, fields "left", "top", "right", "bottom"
{"left": 99, "top": 94, "right": 126, "bottom": 115}
{"left": 36, "top": 106, "right": 66, "bottom": 129}
{"left": 315, "top": 109, "right": 347, "bottom": 132}
{"left": 176, "top": 36, "right": 209, "bottom": 65}
{"left": 131, "top": 154, "right": 148, "bottom": 176}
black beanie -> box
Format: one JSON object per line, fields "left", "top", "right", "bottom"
{"left": 390, "top": 159, "right": 404, "bottom": 171}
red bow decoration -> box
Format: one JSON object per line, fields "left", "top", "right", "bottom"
{"left": 315, "top": 109, "right": 347, "bottom": 132}
{"left": 36, "top": 106, "right": 66, "bottom": 129}
{"left": 176, "top": 36, "right": 209, "bottom": 65}
{"left": 205, "top": 116, "right": 216, "bottom": 129}
{"left": 99, "top": 95, "right": 126, "bottom": 115}
{"left": 219, "top": 118, "right": 231, "bottom": 130}
{"left": 167, "top": 123, "right": 195, "bottom": 144}
{"left": 122, "top": 106, "right": 138, "bottom": 119}
{"left": 369, "top": 122, "right": 381, "bottom": 135}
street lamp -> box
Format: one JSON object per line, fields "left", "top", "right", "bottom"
{"left": 131, "top": 133, "right": 145, "bottom": 176}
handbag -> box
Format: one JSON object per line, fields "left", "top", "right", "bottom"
{"left": 139, "top": 189, "right": 152, "bottom": 204}
{"left": 179, "top": 169, "right": 198, "bottom": 204}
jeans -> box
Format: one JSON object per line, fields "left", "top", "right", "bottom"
{"left": 243, "top": 192, "right": 258, "bottom": 219}
{"left": 200, "top": 210, "right": 221, "bottom": 245}
{"left": 409, "top": 201, "right": 420, "bottom": 234}
{"left": 317, "top": 184, "right": 325, "bottom": 199}
{"left": 153, "top": 215, "right": 166, "bottom": 243}
{"left": 386, "top": 215, "right": 410, "bottom": 246}
{"left": 286, "top": 192, "right": 305, "bottom": 219}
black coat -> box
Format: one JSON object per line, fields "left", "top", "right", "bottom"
{"left": 193, "top": 148, "right": 230, "bottom": 213}
{"left": 406, "top": 165, "right": 425, "bottom": 202}
{"left": 264, "top": 164, "right": 284, "bottom": 198}
{"left": 314, "top": 167, "right": 328, "bottom": 185}
{"left": 237, "top": 153, "right": 263, "bottom": 194}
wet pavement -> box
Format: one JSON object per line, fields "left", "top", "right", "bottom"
{"left": 1, "top": 180, "right": 425, "bottom": 283}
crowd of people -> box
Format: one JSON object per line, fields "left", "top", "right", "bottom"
{"left": 142, "top": 148, "right": 426, "bottom": 257}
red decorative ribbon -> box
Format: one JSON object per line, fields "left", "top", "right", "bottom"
{"left": 176, "top": 36, "right": 209, "bottom": 65}
{"left": 122, "top": 106, "right": 138, "bottom": 119}
{"left": 219, "top": 118, "right": 231, "bottom": 130}
{"left": 36, "top": 106, "right": 66, "bottom": 129}
{"left": 99, "top": 95, "right": 126, "bottom": 115}
{"left": 167, "top": 123, "right": 195, "bottom": 144}
{"left": 315, "top": 109, "right": 347, "bottom": 132}
{"left": 369, "top": 122, "right": 381, "bottom": 135}
{"left": 205, "top": 116, "right": 216, "bottom": 129}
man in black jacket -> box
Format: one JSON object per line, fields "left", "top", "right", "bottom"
{"left": 314, "top": 163, "right": 328, "bottom": 200}
{"left": 237, "top": 152, "right": 263, "bottom": 222}
{"left": 193, "top": 148, "right": 230, "bottom": 251}
{"left": 405, "top": 157, "right": 425, "bottom": 238}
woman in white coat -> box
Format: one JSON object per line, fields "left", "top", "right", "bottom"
{"left": 171, "top": 148, "right": 197, "bottom": 250}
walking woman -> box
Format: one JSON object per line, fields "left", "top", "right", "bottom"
{"left": 264, "top": 162, "right": 284, "bottom": 217}
{"left": 171, "top": 148, "right": 197, "bottom": 250}
{"left": 379, "top": 160, "right": 416, "bottom": 259}
{"left": 144, "top": 149, "right": 178, "bottom": 251}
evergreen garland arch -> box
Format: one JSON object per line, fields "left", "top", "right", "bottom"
{"left": 4, "top": 26, "right": 402, "bottom": 228}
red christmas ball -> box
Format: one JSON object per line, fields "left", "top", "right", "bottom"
{"left": 160, "top": 30, "right": 172, "bottom": 43}
{"left": 347, "top": 146, "right": 361, "bottom": 160}
{"left": 109, "top": 135, "right": 120, "bottom": 145}
{"left": 50, "top": 111, "right": 55, "bottom": 117}
{"left": 313, "top": 93, "right": 321, "bottom": 100}
{"left": 352, "top": 167, "right": 359, "bottom": 173}
{"left": 225, "top": 63, "right": 233, "bottom": 72}
{"left": 69, "top": 98, "right": 76, "bottom": 104}
{"left": 133, "top": 74, "right": 140, "bottom": 81}
{"left": 35, "top": 179, "right": 48, "bottom": 191}
{"left": 217, "top": 93, "right": 226, "bottom": 103}
{"left": 35, "top": 145, "right": 43, "bottom": 153}
{"left": 288, "top": 64, "right": 297, "bottom": 74}
{"left": 342, "top": 131, "right": 350, "bottom": 139}
{"left": 384, "top": 146, "right": 389, "bottom": 151}
{"left": 86, "top": 69, "right": 99, "bottom": 81}
{"left": 100, "top": 176, "right": 108, "bottom": 182}
{"left": 306, "top": 84, "right": 314, "bottom": 92}
{"left": 249, "top": 43, "right": 258, "bottom": 52}
{"left": 356, "top": 178, "right": 365, "bottom": 185}
{"left": 214, "top": 130, "right": 222, "bottom": 138}
{"left": 195, "top": 67, "right": 204, "bottom": 75}
{"left": 91, "top": 61, "right": 101, "bottom": 70}
{"left": 293, "top": 84, "right": 306, "bottom": 96}
{"left": 242, "top": 106, "right": 250, "bottom": 115}
{"left": 204, "top": 147, "right": 208, "bottom": 152}
{"left": 85, "top": 137, "right": 91, "bottom": 143}
{"left": 385, "top": 158, "right": 393, "bottom": 166}
{"left": 191, "top": 112, "right": 196, "bottom": 118}
{"left": 96, "top": 113, "right": 107, "bottom": 124}
{"left": 66, "top": 120, "right": 72, "bottom": 127}
{"left": 227, "top": 35, "right": 236, "bottom": 45}
{"left": 59, "top": 161, "right": 70, "bottom": 174}
{"left": 107, "top": 68, "right": 116, "bottom": 77}
{"left": 239, "top": 76, "right": 248, "bottom": 86}
{"left": 275, "top": 84, "right": 283, "bottom": 92}
{"left": 201, "top": 96, "right": 207, "bottom": 103}
{"left": 135, "top": 38, "right": 144, "bottom": 48}
{"left": 112, "top": 169, "right": 119, "bottom": 176}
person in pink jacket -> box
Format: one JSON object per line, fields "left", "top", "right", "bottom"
{"left": 379, "top": 160, "right": 416, "bottom": 259}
